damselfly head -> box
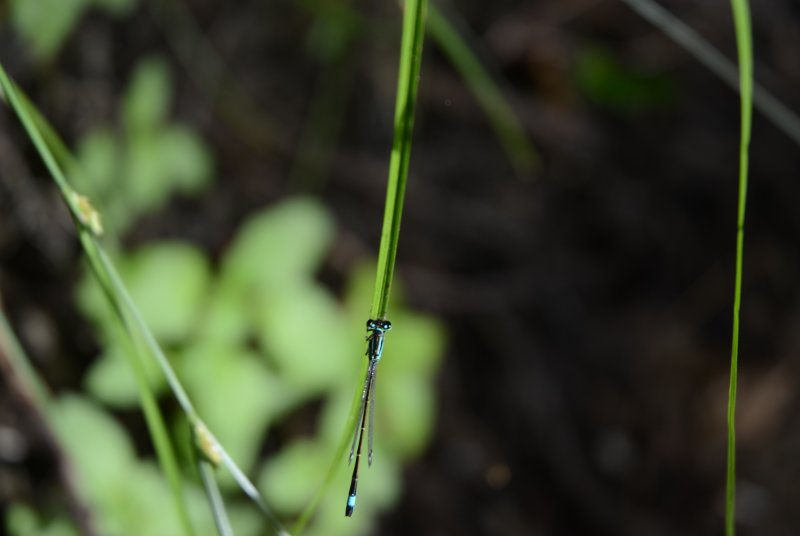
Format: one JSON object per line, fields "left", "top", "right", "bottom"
{"left": 366, "top": 319, "right": 392, "bottom": 332}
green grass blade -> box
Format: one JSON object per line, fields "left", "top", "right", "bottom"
{"left": 293, "top": 2, "right": 428, "bottom": 532}
{"left": 725, "top": 0, "right": 753, "bottom": 534}
{"left": 0, "top": 301, "right": 51, "bottom": 411}
{"left": 197, "top": 460, "right": 234, "bottom": 536}
{"left": 0, "top": 63, "right": 197, "bottom": 536}
{"left": 427, "top": 5, "right": 538, "bottom": 175}
{"left": 370, "top": 0, "right": 428, "bottom": 321}
{"left": 0, "top": 64, "right": 291, "bottom": 536}
{"left": 622, "top": 0, "right": 800, "bottom": 147}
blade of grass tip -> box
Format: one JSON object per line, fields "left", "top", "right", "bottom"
{"left": 371, "top": 0, "right": 428, "bottom": 321}
{"left": 621, "top": 0, "right": 800, "bottom": 148}
{"left": 725, "top": 0, "right": 753, "bottom": 534}
{"left": 0, "top": 65, "right": 196, "bottom": 536}
{"left": 426, "top": 4, "right": 539, "bottom": 176}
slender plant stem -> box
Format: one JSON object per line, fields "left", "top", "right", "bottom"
{"left": 621, "top": 0, "right": 800, "bottom": 147}
{"left": 725, "top": 0, "right": 753, "bottom": 535}
{"left": 370, "top": 0, "right": 428, "bottom": 321}
{"left": 0, "top": 65, "right": 194, "bottom": 536}
{"left": 293, "top": 2, "right": 428, "bottom": 532}
{"left": 0, "top": 63, "right": 290, "bottom": 536}
{"left": 427, "top": 5, "right": 538, "bottom": 175}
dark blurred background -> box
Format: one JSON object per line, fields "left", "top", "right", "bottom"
{"left": 2, "top": 0, "right": 800, "bottom": 535}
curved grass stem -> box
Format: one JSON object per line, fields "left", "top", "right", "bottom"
{"left": 724, "top": 0, "right": 753, "bottom": 535}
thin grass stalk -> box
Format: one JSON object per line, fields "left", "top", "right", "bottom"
{"left": 725, "top": 0, "right": 753, "bottom": 534}
{"left": 293, "top": 1, "right": 428, "bottom": 532}
{"left": 0, "top": 305, "right": 99, "bottom": 535}
{"left": 427, "top": 5, "right": 538, "bottom": 175}
{"left": 0, "top": 64, "right": 196, "bottom": 536}
{"left": 0, "top": 64, "right": 291, "bottom": 536}
{"left": 621, "top": 0, "right": 800, "bottom": 147}
{"left": 370, "top": 0, "right": 428, "bottom": 320}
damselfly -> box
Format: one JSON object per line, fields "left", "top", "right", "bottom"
{"left": 345, "top": 318, "right": 392, "bottom": 517}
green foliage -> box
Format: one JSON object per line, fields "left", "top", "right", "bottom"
{"left": 302, "top": 0, "right": 362, "bottom": 62}
{"left": 73, "top": 57, "right": 213, "bottom": 234}
{"left": 575, "top": 46, "right": 675, "bottom": 114}
{"left": 6, "top": 504, "right": 78, "bottom": 536}
{"left": 726, "top": 1, "right": 753, "bottom": 534}
{"left": 51, "top": 395, "right": 198, "bottom": 535}
{"left": 74, "top": 197, "right": 445, "bottom": 534}
{"left": 10, "top": 0, "right": 135, "bottom": 59}
{"left": 9, "top": 395, "right": 261, "bottom": 536}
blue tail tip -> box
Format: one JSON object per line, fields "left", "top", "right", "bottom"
{"left": 345, "top": 495, "right": 356, "bottom": 517}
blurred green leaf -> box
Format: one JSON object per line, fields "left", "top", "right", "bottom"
{"left": 381, "top": 374, "right": 436, "bottom": 459}
{"left": 179, "top": 344, "right": 284, "bottom": 476}
{"left": 575, "top": 46, "right": 675, "bottom": 114}
{"left": 381, "top": 311, "right": 446, "bottom": 378}
{"left": 156, "top": 126, "right": 214, "bottom": 193}
{"left": 73, "top": 57, "right": 213, "bottom": 234}
{"left": 10, "top": 0, "right": 89, "bottom": 59}
{"left": 123, "top": 58, "right": 172, "bottom": 133}
{"left": 6, "top": 504, "right": 78, "bottom": 536}
{"left": 259, "top": 439, "right": 327, "bottom": 514}
{"left": 50, "top": 396, "right": 213, "bottom": 535}
{"left": 85, "top": 343, "right": 166, "bottom": 406}
{"left": 255, "top": 283, "right": 351, "bottom": 393}
{"left": 222, "top": 197, "right": 334, "bottom": 292}
{"left": 195, "top": 281, "right": 249, "bottom": 346}
{"left": 73, "top": 127, "right": 119, "bottom": 195}
{"left": 52, "top": 394, "right": 136, "bottom": 496}
{"left": 304, "top": 1, "right": 362, "bottom": 62}
{"left": 120, "top": 242, "right": 211, "bottom": 344}
{"left": 125, "top": 134, "right": 168, "bottom": 211}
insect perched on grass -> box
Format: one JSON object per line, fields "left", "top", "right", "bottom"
{"left": 345, "top": 318, "right": 392, "bottom": 517}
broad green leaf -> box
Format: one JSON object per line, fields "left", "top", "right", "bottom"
{"left": 380, "top": 311, "right": 446, "bottom": 377}
{"left": 100, "top": 462, "right": 188, "bottom": 536}
{"left": 6, "top": 504, "right": 78, "bottom": 536}
{"left": 51, "top": 395, "right": 135, "bottom": 497}
{"left": 258, "top": 439, "right": 327, "bottom": 514}
{"left": 10, "top": 0, "right": 89, "bottom": 59}
{"left": 156, "top": 126, "right": 213, "bottom": 193}
{"left": 222, "top": 198, "right": 334, "bottom": 292}
{"left": 74, "top": 127, "right": 119, "bottom": 195}
{"left": 179, "top": 344, "right": 284, "bottom": 476}
{"left": 120, "top": 242, "right": 211, "bottom": 344}
{"left": 254, "top": 283, "right": 351, "bottom": 392}
{"left": 380, "top": 374, "right": 436, "bottom": 459}
{"left": 124, "top": 133, "right": 170, "bottom": 211}
{"left": 195, "top": 281, "right": 249, "bottom": 346}
{"left": 575, "top": 46, "right": 675, "bottom": 114}
{"left": 84, "top": 343, "right": 166, "bottom": 407}
{"left": 122, "top": 58, "right": 172, "bottom": 133}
